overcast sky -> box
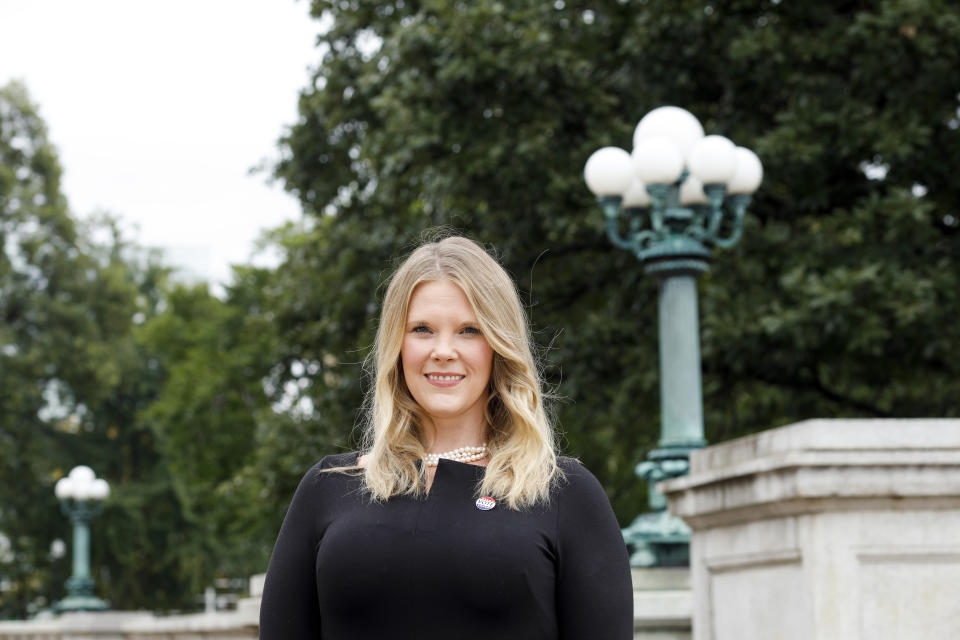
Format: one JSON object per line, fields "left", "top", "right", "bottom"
{"left": 0, "top": 0, "right": 319, "bottom": 288}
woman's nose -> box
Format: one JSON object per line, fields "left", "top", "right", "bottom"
{"left": 431, "top": 335, "right": 456, "bottom": 360}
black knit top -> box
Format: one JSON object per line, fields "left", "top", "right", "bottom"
{"left": 259, "top": 452, "right": 633, "bottom": 639}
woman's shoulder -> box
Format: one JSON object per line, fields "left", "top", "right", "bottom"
{"left": 552, "top": 456, "right": 620, "bottom": 531}
{"left": 556, "top": 455, "right": 591, "bottom": 477}
{"left": 318, "top": 450, "right": 362, "bottom": 469}
{"left": 296, "top": 451, "right": 362, "bottom": 484}
{"left": 554, "top": 456, "right": 610, "bottom": 501}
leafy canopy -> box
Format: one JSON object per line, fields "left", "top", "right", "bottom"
{"left": 267, "top": 0, "right": 960, "bottom": 523}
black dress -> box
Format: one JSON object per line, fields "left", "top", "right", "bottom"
{"left": 259, "top": 452, "right": 633, "bottom": 639}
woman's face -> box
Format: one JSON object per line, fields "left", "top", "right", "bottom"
{"left": 401, "top": 280, "right": 494, "bottom": 432}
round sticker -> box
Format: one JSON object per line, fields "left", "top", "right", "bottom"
{"left": 476, "top": 496, "right": 496, "bottom": 511}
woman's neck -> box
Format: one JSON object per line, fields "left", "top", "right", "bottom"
{"left": 421, "top": 416, "right": 488, "bottom": 453}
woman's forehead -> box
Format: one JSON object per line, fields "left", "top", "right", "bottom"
{"left": 407, "top": 281, "right": 483, "bottom": 320}
{"left": 409, "top": 280, "right": 468, "bottom": 303}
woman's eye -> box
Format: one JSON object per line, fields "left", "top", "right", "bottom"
{"left": 412, "top": 325, "right": 431, "bottom": 333}
{"left": 461, "top": 326, "right": 481, "bottom": 335}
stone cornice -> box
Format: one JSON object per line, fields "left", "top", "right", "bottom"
{"left": 660, "top": 419, "right": 960, "bottom": 529}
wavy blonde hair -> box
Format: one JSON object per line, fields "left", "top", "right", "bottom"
{"left": 358, "top": 235, "right": 559, "bottom": 509}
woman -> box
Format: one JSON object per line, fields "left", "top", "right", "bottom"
{"left": 259, "top": 236, "right": 633, "bottom": 639}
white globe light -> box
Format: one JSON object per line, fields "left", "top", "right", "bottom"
{"left": 632, "top": 137, "right": 684, "bottom": 185}
{"left": 90, "top": 478, "right": 110, "bottom": 500}
{"left": 622, "top": 178, "right": 651, "bottom": 208}
{"left": 55, "top": 477, "right": 74, "bottom": 500}
{"left": 73, "top": 482, "right": 93, "bottom": 501}
{"left": 679, "top": 175, "right": 708, "bottom": 205}
{"left": 584, "top": 147, "right": 634, "bottom": 196}
{"left": 727, "top": 146, "right": 764, "bottom": 194}
{"left": 687, "top": 135, "right": 738, "bottom": 185}
{"left": 633, "top": 106, "right": 705, "bottom": 159}
{"left": 68, "top": 465, "right": 95, "bottom": 484}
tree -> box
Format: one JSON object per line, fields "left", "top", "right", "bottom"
{"left": 0, "top": 81, "right": 195, "bottom": 616}
{"left": 7, "top": 0, "right": 960, "bottom": 611}
{"left": 0, "top": 82, "right": 298, "bottom": 615}
{"left": 262, "top": 0, "right": 960, "bottom": 524}
{"left": 136, "top": 269, "right": 285, "bottom": 586}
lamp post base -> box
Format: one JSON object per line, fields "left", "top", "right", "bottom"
{"left": 622, "top": 509, "right": 692, "bottom": 567}
{"left": 54, "top": 594, "right": 110, "bottom": 613}
{"left": 55, "top": 575, "right": 110, "bottom": 612}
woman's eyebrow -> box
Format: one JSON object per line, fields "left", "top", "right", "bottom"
{"left": 405, "top": 319, "right": 478, "bottom": 327}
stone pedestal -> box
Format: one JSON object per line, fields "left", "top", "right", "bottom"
{"left": 632, "top": 568, "right": 692, "bottom": 640}
{"left": 660, "top": 418, "right": 960, "bottom": 640}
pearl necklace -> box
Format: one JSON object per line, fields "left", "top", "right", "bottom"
{"left": 424, "top": 444, "right": 488, "bottom": 467}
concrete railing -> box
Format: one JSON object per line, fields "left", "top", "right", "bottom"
{"left": 0, "top": 575, "right": 264, "bottom": 640}
{"left": 13, "top": 418, "right": 959, "bottom": 639}
{"left": 0, "top": 570, "right": 690, "bottom": 640}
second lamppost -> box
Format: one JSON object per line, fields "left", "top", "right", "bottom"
{"left": 584, "top": 106, "right": 763, "bottom": 567}
{"left": 54, "top": 465, "right": 111, "bottom": 612}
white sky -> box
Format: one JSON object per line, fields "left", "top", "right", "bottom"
{"left": 0, "top": 0, "right": 319, "bottom": 289}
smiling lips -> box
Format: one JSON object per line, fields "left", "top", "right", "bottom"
{"left": 425, "top": 373, "right": 465, "bottom": 387}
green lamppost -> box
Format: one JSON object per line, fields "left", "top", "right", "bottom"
{"left": 53, "top": 465, "right": 110, "bottom": 612}
{"left": 584, "top": 106, "right": 763, "bottom": 567}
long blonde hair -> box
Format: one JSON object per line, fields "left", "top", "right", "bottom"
{"left": 360, "top": 235, "right": 559, "bottom": 509}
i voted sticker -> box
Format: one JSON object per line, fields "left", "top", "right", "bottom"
{"left": 476, "top": 496, "right": 496, "bottom": 511}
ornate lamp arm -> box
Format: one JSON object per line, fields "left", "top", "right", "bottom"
{"left": 626, "top": 207, "right": 645, "bottom": 235}
{"left": 712, "top": 194, "right": 751, "bottom": 249}
{"left": 684, "top": 204, "right": 711, "bottom": 240}
{"left": 645, "top": 184, "right": 672, "bottom": 234}
{"left": 599, "top": 197, "right": 635, "bottom": 251}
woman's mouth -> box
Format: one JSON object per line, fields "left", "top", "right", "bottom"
{"left": 425, "top": 374, "right": 465, "bottom": 387}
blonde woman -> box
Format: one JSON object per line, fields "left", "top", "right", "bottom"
{"left": 259, "top": 236, "right": 632, "bottom": 639}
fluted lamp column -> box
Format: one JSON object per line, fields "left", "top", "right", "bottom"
{"left": 53, "top": 465, "right": 111, "bottom": 612}
{"left": 584, "top": 106, "right": 763, "bottom": 567}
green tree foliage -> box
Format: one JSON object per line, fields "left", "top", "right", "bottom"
{"left": 263, "top": 0, "right": 960, "bottom": 524}
{"left": 0, "top": 81, "right": 197, "bottom": 617}
{"left": 0, "top": 82, "right": 285, "bottom": 617}
{"left": 4, "top": 0, "right": 960, "bottom": 615}
{"left": 136, "top": 268, "right": 284, "bottom": 584}
{"left": 0, "top": 79, "right": 78, "bottom": 617}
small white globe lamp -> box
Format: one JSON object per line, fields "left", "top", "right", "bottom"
{"left": 632, "top": 137, "right": 684, "bottom": 185}
{"left": 584, "top": 147, "right": 634, "bottom": 196}
{"left": 727, "top": 147, "right": 764, "bottom": 194}
{"left": 687, "top": 135, "right": 738, "bottom": 185}
{"left": 633, "top": 106, "right": 705, "bottom": 159}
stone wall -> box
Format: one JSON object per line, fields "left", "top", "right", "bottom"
{"left": 633, "top": 568, "right": 692, "bottom": 640}
{"left": 0, "top": 569, "right": 690, "bottom": 639}
{"left": 660, "top": 418, "right": 960, "bottom": 640}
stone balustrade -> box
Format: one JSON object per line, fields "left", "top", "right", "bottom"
{"left": 0, "top": 568, "right": 690, "bottom": 639}
{"left": 15, "top": 417, "right": 951, "bottom": 639}
{"left": 0, "top": 575, "right": 264, "bottom": 640}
